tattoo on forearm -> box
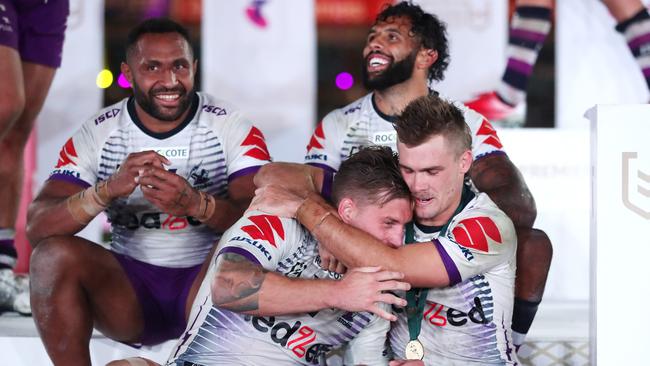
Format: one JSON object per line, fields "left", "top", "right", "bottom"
{"left": 213, "top": 253, "right": 267, "bottom": 312}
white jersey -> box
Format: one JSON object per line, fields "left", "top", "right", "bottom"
{"left": 390, "top": 188, "right": 519, "bottom": 365}
{"left": 49, "top": 92, "right": 270, "bottom": 267}
{"left": 167, "top": 210, "right": 389, "bottom": 366}
{"left": 304, "top": 92, "right": 504, "bottom": 171}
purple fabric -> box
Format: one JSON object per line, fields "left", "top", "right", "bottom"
{"left": 321, "top": 169, "right": 334, "bottom": 201}
{"left": 506, "top": 58, "right": 534, "bottom": 76}
{"left": 228, "top": 165, "right": 261, "bottom": 182}
{"left": 433, "top": 239, "right": 462, "bottom": 285}
{"left": 217, "top": 246, "right": 261, "bottom": 266}
{"left": 629, "top": 33, "right": 650, "bottom": 50}
{"left": 0, "top": 0, "right": 69, "bottom": 68}
{"left": 48, "top": 173, "right": 92, "bottom": 188}
{"left": 643, "top": 67, "right": 650, "bottom": 77}
{"left": 112, "top": 252, "right": 202, "bottom": 345}
{"left": 510, "top": 29, "right": 547, "bottom": 44}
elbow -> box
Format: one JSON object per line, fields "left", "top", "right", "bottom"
{"left": 514, "top": 192, "right": 537, "bottom": 229}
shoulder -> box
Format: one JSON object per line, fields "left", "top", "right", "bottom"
{"left": 194, "top": 92, "right": 250, "bottom": 128}
{"left": 450, "top": 193, "right": 516, "bottom": 249}
{"left": 322, "top": 93, "right": 372, "bottom": 125}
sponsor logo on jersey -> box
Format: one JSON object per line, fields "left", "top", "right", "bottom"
{"left": 229, "top": 236, "right": 273, "bottom": 261}
{"left": 343, "top": 103, "right": 362, "bottom": 115}
{"left": 244, "top": 315, "right": 333, "bottom": 363}
{"left": 188, "top": 164, "right": 210, "bottom": 186}
{"left": 241, "top": 214, "right": 285, "bottom": 247}
{"left": 372, "top": 130, "right": 397, "bottom": 145}
{"left": 142, "top": 146, "right": 189, "bottom": 160}
{"left": 242, "top": 126, "right": 271, "bottom": 160}
{"left": 109, "top": 212, "right": 202, "bottom": 231}
{"left": 246, "top": 0, "right": 269, "bottom": 28}
{"left": 422, "top": 296, "right": 489, "bottom": 327}
{"left": 306, "top": 122, "right": 325, "bottom": 153}
{"left": 55, "top": 138, "right": 78, "bottom": 168}
{"left": 94, "top": 108, "right": 121, "bottom": 125}
{"left": 50, "top": 169, "right": 81, "bottom": 179}
{"left": 451, "top": 216, "right": 502, "bottom": 253}
{"left": 477, "top": 119, "right": 503, "bottom": 149}
{"left": 202, "top": 104, "right": 227, "bottom": 116}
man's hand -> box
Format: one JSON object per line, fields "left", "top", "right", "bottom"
{"left": 248, "top": 185, "right": 304, "bottom": 218}
{"left": 319, "top": 245, "right": 347, "bottom": 274}
{"left": 108, "top": 151, "right": 170, "bottom": 199}
{"left": 331, "top": 267, "right": 410, "bottom": 321}
{"left": 136, "top": 165, "right": 201, "bottom": 217}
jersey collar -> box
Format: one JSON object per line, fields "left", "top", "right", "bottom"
{"left": 127, "top": 92, "right": 199, "bottom": 140}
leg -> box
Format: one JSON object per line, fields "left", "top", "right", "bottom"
{"left": 0, "top": 45, "right": 25, "bottom": 270}
{"left": 465, "top": 0, "right": 553, "bottom": 121}
{"left": 30, "top": 236, "right": 144, "bottom": 366}
{"left": 606, "top": 0, "right": 650, "bottom": 97}
{"left": 184, "top": 241, "right": 219, "bottom": 317}
{"left": 512, "top": 228, "right": 552, "bottom": 347}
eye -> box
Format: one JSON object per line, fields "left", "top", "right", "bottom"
{"left": 147, "top": 65, "right": 158, "bottom": 71}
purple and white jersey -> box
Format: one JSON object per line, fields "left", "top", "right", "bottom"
{"left": 49, "top": 92, "right": 270, "bottom": 268}
{"left": 304, "top": 92, "right": 505, "bottom": 171}
{"left": 389, "top": 191, "right": 519, "bottom": 365}
{"left": 167, "top": 210, "right": 389, "bottom": 366}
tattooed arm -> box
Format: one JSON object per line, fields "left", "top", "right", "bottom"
{"left": 210, "top": 252, "right": 409, "bottom": 320}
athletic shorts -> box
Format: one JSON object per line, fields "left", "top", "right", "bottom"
{"left": 113, "top": 252, "right": 202, "bottom": 346}
{"left": 0, "top": 0, "right": 69, "bottom": 68}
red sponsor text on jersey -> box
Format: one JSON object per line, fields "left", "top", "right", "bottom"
{"left": 476, "top": 119, "right": 503, "bottom": 149}
{"left": 55, "top": 138, "right": 79, "bottom": 168}
{"left": 241, "top": 214, "right": 285, "bottom": 248}
{"left": 306, "top": 122, "right": 325, "bottom": 152}
{"left": 242, "top": 126, "right": 271, "bottom": 160}
{"left": 451, "top": 216, "right": 502, "bottom": 252}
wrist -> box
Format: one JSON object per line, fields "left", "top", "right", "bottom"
{"left": 194, "top": 191, "right": 216, "bottom": 222}
{"left": 296, "top": 194, "right": 330, "bottom": 230}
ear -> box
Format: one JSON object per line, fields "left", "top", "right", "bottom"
{"left": 459, "top": 150, "right": 473, "bottom": 174}
{"left": 416, "top": 48, "right": 438, "bottom": 70}
{"left": 121, "top": 62, "right": 134, "bottom": 87}
{"left": 193, "top": 59, "right": 198, "bottom": 74}
{"left": 337, "top": 197, "right": 357, "bottom": 223}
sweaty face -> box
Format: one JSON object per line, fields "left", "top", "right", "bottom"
{"left": 362, "top": 16, "right": 420, "bottom": 91}
{"left": 397, "top": 135, "right": 471, "bottom": 226}
{"left": 127, "top": 32, "right": 196, "bottom": 124}
{"left": 345, "top": 196, "right": 412, "bottom": 248}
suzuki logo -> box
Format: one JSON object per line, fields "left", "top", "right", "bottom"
{"left": 622, "top": 152, "right": 650, "bottom": 219}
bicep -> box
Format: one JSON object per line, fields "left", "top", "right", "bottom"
{"left": 394, "top": 243, "right": 450, "bottom": 288}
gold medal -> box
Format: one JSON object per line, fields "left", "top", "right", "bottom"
{"left": 405, "top": 339, "right": 425, "bottom": 360}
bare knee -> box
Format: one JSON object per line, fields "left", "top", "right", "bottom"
{"left": 30, "top": 237, "right": 82, "bottom": 287}
{"left": 0, "top": 91, "right": 25, "bottom": 135}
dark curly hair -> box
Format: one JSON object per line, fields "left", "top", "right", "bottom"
{"left": 376, "top": 1, "right": 450, "bottom": 83}
{"left": 125, "top": 18, "right": 193, "bottom": 61}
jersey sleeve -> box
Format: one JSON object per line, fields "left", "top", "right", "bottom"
{"left": 343, "top": 306, "right": 390, "bottom": 365}
{"left": 216, "top": 210, "right": 297, "bottom": 270}
{"left": 222, "top": 110, "right": 272, "bottom": 182}
{"left": 432, "top": 196, "right": 516, "bottom": 285}
{"left": 304, "top": 110, "right": 344, "bottom": 172}
{"left": 457, "top": 102, "right": 506, "bottom": 161}
{"left": 48, "top": 123, "right": 98, "bottom": 188}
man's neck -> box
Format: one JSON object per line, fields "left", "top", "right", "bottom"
{"left": 373, "top": 78, "right": 429, "bottom": 117}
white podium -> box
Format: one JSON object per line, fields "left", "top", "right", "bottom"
{"left": 589, "top": 104, "right": 650, "bottom": 365}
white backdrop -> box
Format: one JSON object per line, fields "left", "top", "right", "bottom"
{"left": 201, "top": 0, "right": 316, "bottom": 163}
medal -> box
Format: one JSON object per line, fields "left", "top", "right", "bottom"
{"left": 405, "top": 339, "right": 425, "bottom": 360}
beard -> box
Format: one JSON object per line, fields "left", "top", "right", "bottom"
{"left": 362, "top": 49, "right": 418, "bottom": 91}
{"left": 133, "top": 82, "right": 193, "bottom": 122}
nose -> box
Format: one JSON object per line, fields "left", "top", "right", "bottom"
{"left": 162, "top": 68, "right": 178, "bottom": 87}
{"left": 386, "top": 227, "right": 405, "bottom": 248}
{"left": 411, "top": 173, "right": 427, "bottom": 193}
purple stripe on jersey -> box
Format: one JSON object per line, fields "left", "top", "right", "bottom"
{"left": 321, "top": 169, "right": 334, "bottom": 201}
{"left": 217, "top": 246, "right": 261, "bottom": 266}
{"left": 510, "top": 29, "right": 547, "bottom": 43}
{"left": 48, "top": 173, "right": 92, "bottom": 188}
{"left": 433, "top": 239, "right": 462, "bottom": 285}
{"left": 506, "top": 59, "right": 534, "bottom": 76}
{"left": 306, "top": 162, "right": 337, "bottom": 174}
{"left": 629, "top": 33, "right": 650, "bottom": 50}
{"left": 228, "top": 165, "right": 262, "bottom": 182}
{"left": 643, "top": 67, "right": 650, "bottom": 77}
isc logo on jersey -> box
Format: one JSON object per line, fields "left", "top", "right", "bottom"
{"left": 245, "top": 315, "right": 333, "bottom": 364}
{"left": 142, "top": 146, "right": 189, "bottom": 160}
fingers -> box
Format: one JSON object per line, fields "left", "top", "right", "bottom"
{"left": 127, "top": 150, "right": 171, "bottom": 167}
{"left": 334, "top": 261, "right": 347, "bottom": 275}
{"left": 377, "top": 292, "right": 408, "bottom": 307}
{"left": 368, "top": 304, "right": 398, "bottom": 322}
{"left": 351, "top": 266, "right": 382, "bottom": 273}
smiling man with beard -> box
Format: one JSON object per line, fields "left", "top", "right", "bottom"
{"left": 26, "top": 18, "right": 271, "bottom": 366}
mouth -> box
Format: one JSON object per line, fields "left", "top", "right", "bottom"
{"left": 366, "top": 52, "right": 392, "bottom": 73}
{"left": 152, "top": 88, "right": 185, "bottom": 108}
{"left": 413, "top": 195, "right": 434, "bottom": 207}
